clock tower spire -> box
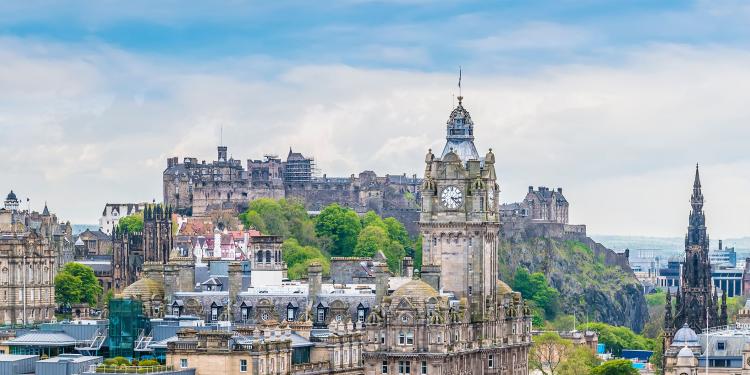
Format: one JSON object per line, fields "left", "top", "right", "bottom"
{"left": 419, "top": 94, "right": 500, "bottom": 323}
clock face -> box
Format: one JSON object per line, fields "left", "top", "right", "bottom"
{"left": 441, "top": 186, "right": 463, "bottom": 209}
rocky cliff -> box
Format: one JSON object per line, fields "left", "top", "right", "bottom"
{"left": 498, "top": 235, "right": 648, "bottom": 332}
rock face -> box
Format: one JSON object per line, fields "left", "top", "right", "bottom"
{"left": 498, "top": 235, "right": 648, "bottom": 332}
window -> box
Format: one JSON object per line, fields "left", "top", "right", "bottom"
{"left": 421, "top": 361, "right": 427, "bottom": 374}
{"left": 382, "top": 361, "right": 388, "bottom": 374}
{"left": 240, "top": 359, "right": 247, "bottom": 372}
{"left": 399, "top": 332, "right": 406, "bottom": 345}
{"left": 241, "top": 307, "right": 249, "bottom": 321}
{"left": 173, "top": 307, "right": 180, "bottom": 316}
{"left": 211, "top": 307, "right": 218, "bottom": 321}
{"left": 488, "top": 355, "right": 494, "bottom": 368}
{"left": 287, "top": 308, "right": 295, "bottom": 321}
{"left": 406, "top": 331, "right": 414, "bottom": 345}
{"left": 261, "top": 312, "right": 269, "bottom": 321}
{"left": 358, "top": 308, "right": 365, "bottom": 322}
{"left": 317, "top": 308, "right": 325, "bottom": 323}
{"left": 335, "top": 314, "right": 343, "bottom": 322}
{"left": 380, "top": 332, "right": 385, "bottom": 344}
{"left": 180, "top": 359, "right": 188, "bottom": 369}
{"left": 398, "top": 361, "right": 411, "bottom": 375}
{"left": 717, "top": 342, "right": 726, "bottom": 350}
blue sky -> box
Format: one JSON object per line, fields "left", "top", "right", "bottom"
{"left": 3, "top": 0, "right": 750, "bottom": 237}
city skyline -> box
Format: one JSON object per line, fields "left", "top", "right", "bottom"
{"left": 3, "top": 1, "right": 750, "bottom": 237}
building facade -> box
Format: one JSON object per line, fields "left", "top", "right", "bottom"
{"left": 0, "top": 191, "right": 68, "bottom": 325}
{"left": 362, "top": 95, "right": 533, "bottom": 375}
{"left": 163, "top": 147, "right": 421, "bottom": 233}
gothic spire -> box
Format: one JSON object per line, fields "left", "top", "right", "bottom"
{"left": 691, "top": 163, "right": 703, "bottom": 212}
{"left": 686, "top": 163, "right": 708, "bottom": 248}
{"left": 664, "top": 291, "right": 673, "bottom": 329}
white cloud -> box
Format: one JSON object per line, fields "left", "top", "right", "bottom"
{"left": 2, "top": 38, "right": 750, "bottom": 239}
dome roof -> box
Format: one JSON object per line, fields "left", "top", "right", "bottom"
{"left": 497, "top": 279, "right": 513, "bottom": 295}
{"left": 678, "top": 346, "right": 695, "bottom": 358}
{"left": 6, "top": 190, "right": 17, "bottom": 201}
{"left": 122, "top": 277, "right": 165, "bottom": 300}
{"left": 392, "top": 279, "right": 439, "bottom": 300}
{"left": 671, "top": 323, "right": 699, "bottom": 347}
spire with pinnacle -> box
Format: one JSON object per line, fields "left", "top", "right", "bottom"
{"left": 686, "top": 163, "right": 708, "bottom": 248}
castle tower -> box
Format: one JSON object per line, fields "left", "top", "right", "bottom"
{"left": 418, "top": 95, "right": 500, "bottom": 322}
{"left": 4, "top": 190, "right": 19, "bottom": 211}
{"left": 666, "top": 165, "right": 727, "bottom": 345}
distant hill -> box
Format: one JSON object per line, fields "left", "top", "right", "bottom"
{"left": 591, "top": 234, "right": 750, "bottom": 261}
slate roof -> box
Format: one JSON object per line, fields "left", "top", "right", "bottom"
{"left": 4, "top": 331, "right": 77, "bottom": 346}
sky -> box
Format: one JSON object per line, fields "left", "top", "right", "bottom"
{"left": 2, "top": 0, "right": 750, "bottom": 237}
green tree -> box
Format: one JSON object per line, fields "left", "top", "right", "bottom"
{"left": 240, "top": 210, "right": 267, "bottom": 232}
{"left": 383, "top": 217, "right": 414, "bottom": 255}
{"left": 282, "top": 239, "right": 330, "bottom": 279}
{"left": 118, "top": 212, "right": 144, "bottom": 233}
{"left": 513, "top": 267, "right": 560, "bottom": 319}
{"left": 383, "top": 240, "right": 406, "bottom": 273}
{"left": 558, "top": 346, "right": 601, "bottom": 375}
{"left": 54, "top": 272, "right": 83, "bottom": 305}
{"left": 354, "top": 226, "right": 390, "bottom": 258}
{"left": 590, "top": 359, "right": 638, "bottom": 375}
{"left": 529, "top": 332, "right": 572, "bottom": 375}
{"left": 579, "top": 322, "right": 656, "bottom": 356}
{"left": 361, "top": 211, "right": 387, "bottom": 230}
{"left": 58, "top": 263, "right": 103, "bottom": 305}
{"left": 413, "top": 236, "right": 423, "bottom": 271}
{"left": 314, "top": 204, "right": 361, "bottom": 256}
{"left": 240, "top": 198, "right": 289, "bottom": 237}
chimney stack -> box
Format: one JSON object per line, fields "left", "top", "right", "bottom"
{"left": 308, "top": 262, "right": 323, "bottom": 300}
{"left": 228, "top": 262, "right": 243, "bottom": 322}
{"left": 402, "top": 257, "right": 414, "bottom": 278}
{"left": 374, "top": 262, "right": 390, "bottom": 304}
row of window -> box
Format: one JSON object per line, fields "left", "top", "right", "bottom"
{"left": 179, "top": 357, "right": 286, "bottom": 373}
{"left": 381, "top": 356, "right": 495, "bottom": 374}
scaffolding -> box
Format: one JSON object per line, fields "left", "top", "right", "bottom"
{"left": 284, "top": 153, "right": 315, "bottom": 183}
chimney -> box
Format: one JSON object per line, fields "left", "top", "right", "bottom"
{"left": 228, "top": 262, "right": 243, "bottom": 322}
{"left": 374, "top": 262, "right": 390, "bottom": 304}
{"left": 557, "top": 187, "right": 563, "bottom": 193}
{"left": 528, "top": 186, "right": 533, "bottom": 193}
{"left": 402, "top": 257, "right": 414, "bottom": 278}
{"left": 308, "top": 262, "right": 323, "bottom": 299}
{"left": 719, "top": 240, "right": 723, "bottom": 251}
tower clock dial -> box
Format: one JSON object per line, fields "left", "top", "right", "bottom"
{"left": 440, "top": 186, "right": 463, "bottom": 209}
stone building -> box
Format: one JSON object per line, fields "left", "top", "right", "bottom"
{"left": 499, "top": 187, "right": 585, "bottom": 241}
{"left": 99, "top": 203, "right": 145, "bottom": 235}
{"left": 163, "top": 146, "right": 421, "bottom": 234}
{"left": 0, "top": 191, "right": 71, "bottom": 325}
{"left": 664, "top": 165, "right": 727, "bottom": 347}
{"left": 111, "top": 204, "right": 175, "bottom": 293}
{"left": 375, "top": 95, "right": 533, "bottom": 374}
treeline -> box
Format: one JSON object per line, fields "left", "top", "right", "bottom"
{"left": 239, "top": 198, "right": 421, "bottom": 279}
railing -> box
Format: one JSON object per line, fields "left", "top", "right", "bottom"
{"left": 91, "top": 364, "right": 175, "bottom": 374}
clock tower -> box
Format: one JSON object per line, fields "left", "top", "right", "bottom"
{"left": 419, "top": 95, "right": 499, "bottom": 322}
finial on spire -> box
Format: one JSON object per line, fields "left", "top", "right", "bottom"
{"left": 457, "top": 66, "right": 463, "bottom": 105}
{"left": 694, "top": 163, "right": 701, "bottom": 189}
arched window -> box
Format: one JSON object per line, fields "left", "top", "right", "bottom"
{"left": 256, "top": 251, "right": 263, "bottom": 263}
{"left": 265, "top": 250, "right": 272, "bottom": 263}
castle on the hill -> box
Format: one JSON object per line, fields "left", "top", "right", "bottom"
{"left": 163, "top": 147, "right": 422, "bottom": 232}
{"left": 500, "top": 186, "right": 586, "bottom": 240}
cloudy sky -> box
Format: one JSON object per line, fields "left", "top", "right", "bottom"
{"left": 2, "top": 0, "right": 750, "bottom": 237}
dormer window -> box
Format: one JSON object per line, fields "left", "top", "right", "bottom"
{"left": 357, "top": 302, "right": 369, "bottom": 323}
{"left": 317, "top": 308, "right": 326, "bottom": 323}
{"left": 287, "top": 308, "right": 295, "bottom": 321}
{"left": 240, "top": 303, "right": 250, "bottom": 322}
